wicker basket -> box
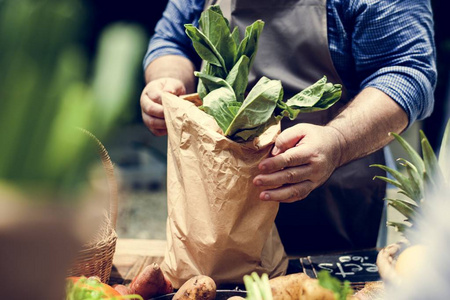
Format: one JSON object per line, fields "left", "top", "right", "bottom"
{"left": 67, "top": 130, "right": 119, "bottom": 283}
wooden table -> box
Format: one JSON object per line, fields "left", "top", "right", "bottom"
{"left": 109, "top": 239, "right": 167, "bottom": 286}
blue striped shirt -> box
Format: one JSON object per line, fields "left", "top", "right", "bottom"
{"left": 144, "top": 0, "right": 437, "bottom": 125}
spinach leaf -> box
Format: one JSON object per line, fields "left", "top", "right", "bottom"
{"left": 198, "top": 7, "right": 236, "bottom": 70}
{"left": 185, "top": 24, "right": 227, "bottom": 71}
{"left": 202, "top": 86, "right": 238, "bottom": 132}
{"left": 225, "top": 77, "right": 282, "bottom": 138}
{"left": 225, "top": 55, "right": 250, "bottom": 102}
{"left": 195, "top": 71, "right": 233, "bottom": 95}
{"left": 237, "top": 20, "right": 264, "bottom": 70}
{"left": 285, "top": 76, "right": 342, "bottom": 112}
{"left": 186, "top": 5, "right": 342, "bottom": 142}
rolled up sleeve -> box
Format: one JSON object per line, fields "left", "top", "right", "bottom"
{"left": 143, "top": 0, "right": 205, "bottom": 71}
{"left": 352, "top": 0, "right": 437, "bottom": 126}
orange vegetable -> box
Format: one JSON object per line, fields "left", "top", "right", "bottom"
{"left": 129, "top": 263, "right": 174, "bottom": 299}
{"left": 66, "top": 276, "right": 121, "bottom": 297}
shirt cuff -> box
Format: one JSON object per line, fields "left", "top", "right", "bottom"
{"left": 361, "top": 66, "right": 435, "bottom": 128}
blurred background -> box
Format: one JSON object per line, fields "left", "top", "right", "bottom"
{"left": 1, "top": 0, "right": 449, "bottom": 243}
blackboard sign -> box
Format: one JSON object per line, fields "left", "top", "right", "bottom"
{"left": 299, "top": 249, "right": 380, "bottom": 283}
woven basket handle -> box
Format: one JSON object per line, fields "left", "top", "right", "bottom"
{"left": 79, "top": 128, "right": 118, "bottom": 229}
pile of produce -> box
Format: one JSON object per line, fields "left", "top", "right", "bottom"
{"left": 185, "top": 5, "right": 342, "bottom": 142}
{"left": 94, "top": 262, "right": 356, "bottom": 300}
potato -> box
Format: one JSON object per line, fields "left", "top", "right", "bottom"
{"left": 227, "top": 297, "right": 246, "bottom": 300}
{"left": 270, "top": 273, "right": 335, "bottom": 300}
{"left": 172, "top": 275, "right": 216, "bottom": 300}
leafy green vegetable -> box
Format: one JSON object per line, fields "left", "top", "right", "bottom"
{"left": 185, "top": 5, "right": 342, "bottom": 142}
{"left": 243, "top": 272, "right": 273, "bottom": 300}
{"left": 317, "top": 270, "right": 353, "bottom": 300}
{"left": 225, "top": 77, "right": 283, "bottom": 138}
{"left": 286, "top": 77, "right": 342, "bottom": 113}
{"left": 66, "top": 277, "right": 143, "bottom": 300}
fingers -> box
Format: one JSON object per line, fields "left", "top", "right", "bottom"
{"left": 272, "top": 126, "right": 305, "bottom": 155}
{"left": 254, "top": 164, "right": 313, "bottom": 187}
{"left": 142, "top": 112, "right": 167, "bottom": 136}
{"left": 259, "top": 181, "right": 315, "bottom": 203}
{"left": 140, "top": 78, "right": 186, "bottom": 136}
{"left": 259, "top": 145, "right": 313, "bottom": 173}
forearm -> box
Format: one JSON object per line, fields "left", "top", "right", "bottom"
{"left": 145, "top": 55, "right": 196, "bottom": 94}
{"left": 327, "top": 87, "right": 408, "bottom": 167}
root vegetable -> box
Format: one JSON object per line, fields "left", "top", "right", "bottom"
{"left": 129, "top": 263, "right": 174, "bottom": 299}
{"left": 172, "top": 275, "right": 216, "bottom": 300}
{"left": 113, "top": 284, "right": 132, "bottom": 295}
{"left": 269, "top": 273, "right": 335, "bottom": 300}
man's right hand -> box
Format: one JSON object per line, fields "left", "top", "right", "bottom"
{"left": 140, "top": 77, "right": 186, "bottom": 136}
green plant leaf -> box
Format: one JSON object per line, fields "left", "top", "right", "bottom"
{"left": 285, "top": 76, "right": 342, "bottom": 112}
{"left": 225, "top": 77, "right": 282, "bottom": 138}
{"left": 231, "top": 26, "right": 240, "bottom": 49}
{"left": 386, "top": 221, "right": 411, "bottom": 233}
{"left": 370, "top": 164, "right": 418, "bottom": 201}
{"left": 185, "top": 24, "right": 227, "bottom": 70}
{"left": 195, "top": 71, "right": 233, "bottom": 95}
{"left": 391, "top": 132, "right": 425, "bottom": 175}
{"left": 225, "top": 55, "right": 250, "bottom": 102}
{"left": 198, "top": 6, "right": 236, "bottom": 71}
{"left": 421, "top": 130, "right": 445, "bottom": 186}
{"left": 386, "top": 198, "right": 417, "bottom": 221}
{"left": 318, "top": 270, "right": 353, "bottom": 300}
{"left": 237, "top": 20, "right": 264, "bottom": 70}
{"left": 397, "top": 158, "right": 423, "bottom": 203}
{"left": 438, "top": 119, "right": 450, "bottom": 183}
{"left": 372, "top": 175, "right": 403, "bottom": 191}
{"left": 202, "top": 86, "right": 238, "bottom": 132}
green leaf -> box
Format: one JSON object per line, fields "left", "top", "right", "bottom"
{"left": 202, "top": 86, "right": 238, "bottom": 132}
{"left": 386, "top": 221, "right": 411, "bottom": 233}
{"left": 244, "top": 272, "right": 272, "bottom": 300}
{"left": 231, "top": 26, "right": 240, "bottom": 49}
{"left": 185, "top": 24, "right": 227, "bottom": 70}
{"left": 397, "top": 158, "right": 423, "bottom": 203}
{"left": 318, "top": 270, "right": 353, "bottom": 300}
{"left": 195, "top": 71, "right": 233, "bottom": 95}
{"left": 386, "top": 198, "right": 417, "bottom": 221}
{"left": 225, "top": 77, "right": 282, "bottom": 138}
{"left": 285, "top": 76, "right": 342, "bottom": 112}
{"left": 391, "top": 132, "right": 425, "bottom": 175}
{"left": 198, "top": 63, "right": 228, "bottom": 99}
{"left": 421, "top": 130, "right": 445, "bottom": 186}
{"left": 438, "top": 119, "right": 450, "bottom": 182}
{"left": 372, "top": 175, "right": 403, "bottom": 191}
{"left": 237, "top": 20, "right": 264, "bottom": 69}
{"left": 198, "top": 6, "right": 236, "bottom": 71}
{"left": 225, "top": 55, "right": 250, "bottom": 102}
{"left": 370, "top": 164, "right": 418, "bottom": 201}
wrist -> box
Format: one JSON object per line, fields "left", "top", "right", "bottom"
{"left": 325, "top": 125, "right": 348, "bottom": 168}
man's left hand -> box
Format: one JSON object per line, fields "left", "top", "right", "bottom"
{"left": 253, "top": 123, "right": 344, "bottom": 203}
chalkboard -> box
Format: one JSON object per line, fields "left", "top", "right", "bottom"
{"left": 299, "top": 249, "right": 380, "bottom": 283}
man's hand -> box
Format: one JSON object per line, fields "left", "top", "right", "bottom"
{"left": 253, "top": 123, "right": 345, "bottom": 203}
{"left": 140, "top": 77, "right": 186, "bottom": 136}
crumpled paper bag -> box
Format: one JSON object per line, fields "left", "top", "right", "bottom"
{"left": 160, "top": 92, "right": 288, "bottom": 288}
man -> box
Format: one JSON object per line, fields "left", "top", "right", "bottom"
{"left": 141, "top": 0, "right": 436, "bottom": 256}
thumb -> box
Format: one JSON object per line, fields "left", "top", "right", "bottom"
{"left": 272, "top": 126, "right": 304, "bottom": 155}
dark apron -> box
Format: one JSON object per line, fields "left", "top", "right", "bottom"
{"left": 207, "top": 0, "right": 386, "bottom": 256}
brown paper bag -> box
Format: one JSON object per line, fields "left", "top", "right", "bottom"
{"left": 160, "top": 92, "right": 288, "bottom": 288}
